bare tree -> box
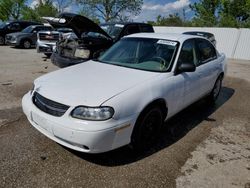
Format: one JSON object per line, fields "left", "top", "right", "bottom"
{"left": 76, "top": 0, "right": 143, "bottom": 22}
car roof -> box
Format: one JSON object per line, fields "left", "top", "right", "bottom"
{"left": 125, "top": 33, "right": 202, "bottom": 42}
{"left": 8, "top": 20, "right": 41, "bottom": 24}
{"left": 100, "top": 22, "right": 152, "bottom": 27}
{"left": 32, "top": 25, "right": 50, "bottom": 27}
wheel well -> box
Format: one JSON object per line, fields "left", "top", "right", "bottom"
{"left": 21, "top": 38, "right": 32, "bottom": 44}
{"left": 139, "top": 99, "right": 168, "bottom": 121}
{"left": 220, "top": 72, "right": 224, "bottom": 79}
{"left": 130, "top": 98, "right": 168, "bottom": 146}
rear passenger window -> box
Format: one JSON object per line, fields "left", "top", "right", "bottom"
{"left": 196, "top": 39, "right": 216, "bottom": 65}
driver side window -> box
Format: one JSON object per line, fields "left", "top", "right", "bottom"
{"left": 177, "top": 39, "right": 198, "bottom": 66}
{"left": 8, "top": 23, "right": 21, "bottom": 31}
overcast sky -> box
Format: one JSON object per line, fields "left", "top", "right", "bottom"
{"left": 27, "top": 0, "right": 199, "bottom": 22}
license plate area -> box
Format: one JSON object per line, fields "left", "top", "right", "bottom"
{"left": 31, "top": 112, "right": 52, "bottom": 133}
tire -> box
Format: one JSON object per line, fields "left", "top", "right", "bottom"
{"left": 131, "top": 106, "right": 163, "bottom": 151}
{"left": 22, "top": 40, "right": 31, "bottom": 49}
{"left": 44, "top": 53, "right": 51, "bottom": 58}
{"left": 0, "top": 36, "right": 5, "bottom": 45}
{"left": 207, "top": 75, "right": 222, "bottom": 103}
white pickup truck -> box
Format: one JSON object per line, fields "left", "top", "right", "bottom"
{"left": 23, "top": 33, "right": 227, "bottom": 153}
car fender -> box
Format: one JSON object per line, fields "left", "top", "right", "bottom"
{"left": 102, "top": 73, "right": 178, "bottom": 122}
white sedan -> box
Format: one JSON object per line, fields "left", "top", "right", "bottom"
{"left": 22, "top": 33, "right": 227, "bottom": 153}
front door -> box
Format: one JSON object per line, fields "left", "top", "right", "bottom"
{"left": 174, "top": 39, "right": 201, "bottom": 111}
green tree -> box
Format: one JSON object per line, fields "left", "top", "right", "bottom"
{"left": 0, "top": 0, "right": 27, "bottom": 21}
{"left": 75, "top": 0, "right": 143, "bottom": 22}
{"left": 219, "top": 0, "right": 250, "bottom": 27}
{"left": 35, "top": 0, "right": 59, "bottom": 17}
{"left": 21, "top": 0, "right": 59, "bottom": 22}
{"left": 190, "top": 0, "right": 221, "bottom": 26}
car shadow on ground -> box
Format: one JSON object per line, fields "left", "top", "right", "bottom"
{"left": 9, "top": 46, "right": 35, "bottom": 50}
{"left": 65, "top": 86, "right": 235, "bottom": 166}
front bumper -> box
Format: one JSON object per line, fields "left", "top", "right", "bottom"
{"left": 36, "top": 40, "right": 56, "bottom": 53}
{"left": 5, "top": 39, "right": 18, "bottom": 46}
{"left": 22, "top": 92, "right": 136, "bottom": 153}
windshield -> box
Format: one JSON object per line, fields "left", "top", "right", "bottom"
{"left": 22, "top": 26, "right": 34, "bottom": 33}
{"left": 98, "top": 38, "right": 178, "bottom": 72}
{"left": 82, "top": 31, "right": 109, "bottom": 39}
{"left": 56, "top": 28, "right": 72, "bottom": 33}
{"left": 0, "top": 22, "right": 7, "bottom": 29}
{"left": 100, "top": 24, "right": 124, "bottom": 39}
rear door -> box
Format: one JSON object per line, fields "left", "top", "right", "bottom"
{"left": 195, "top": 38, "right": 220, "bottom": 96}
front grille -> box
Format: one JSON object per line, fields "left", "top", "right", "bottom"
{"left": 33, "top": 92, "right": 69, "bottom": 117}
{"left": 38, "top": 33, "right": 60, "bottom": 41}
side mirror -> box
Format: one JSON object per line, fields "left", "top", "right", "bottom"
{"left": 177, "top": 62, "right": 196, "bottom": 73}
{"left": 33, "top": 30, "right": 37, "bottom": 33}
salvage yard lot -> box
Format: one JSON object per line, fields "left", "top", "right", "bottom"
{"left": 0, "top": 46, "right": 249, "bottom": 187}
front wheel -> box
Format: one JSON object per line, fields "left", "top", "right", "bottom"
{"left": 207, "top": 75, "right": 222, "bottom": 103}
{"left": 22, "top": 40, "right": 31, "bottom": 49}
{"left": 131, "top": 107, "right": 163, "bottom": 151}
{"left": 44, "top": 53, "right": 51, "bottom": 58}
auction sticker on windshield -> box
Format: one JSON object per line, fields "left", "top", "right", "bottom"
{"left": 115, "top": 24, "right": 124, "bottom": 28}
{"left": 157, "top": 40, "right": 177, "bottom": 46}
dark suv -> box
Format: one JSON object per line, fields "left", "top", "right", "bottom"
{"left": 6, "top": 25, "right": 53, "bottom": 49}
{"left": 0, "top": 21, "right": 41, "bottom": 45}
{"left": 47, "top": 13, "right": 154, "bottom": 68}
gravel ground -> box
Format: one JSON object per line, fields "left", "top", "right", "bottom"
{"left": 0, "top": 46, "right": 249, "bottom": 188}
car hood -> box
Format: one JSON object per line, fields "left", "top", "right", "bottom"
{"left": 34, "top": 60, "right": 161, "bottom": 107}
{"left": 46, "top": 13, "right": 111, "bottom": 39}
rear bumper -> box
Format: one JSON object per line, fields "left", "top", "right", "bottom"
{"left": 22, "top": 92, "right": 136, "bottom": 153}
{"left": 51, "top": 52, "right": 87, "bottom": 68}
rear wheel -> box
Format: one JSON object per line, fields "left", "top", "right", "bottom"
{"left": 22, "top": 40, "right": 31, "bottom": 49}
{"left": 208, "top": 75, "right": 222, "bottom": 103}
{"left": 0, "top": 36, "right": 5, "bottom": 45}
{"left": 131, "top": 106, "right": 163, "bottom": 151}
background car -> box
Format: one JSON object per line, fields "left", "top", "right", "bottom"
{"left": 36, "top": 27, "right": 73, "bottom": 57}
{"left": 5, "top": 25, "right": 53, "bottom": 49}
{"left": 47, "top": 13, "right": 154, "bottom": 68}
{"left": 0, "top": 20, "right": 41, "bottom": 45}
{"left": 183, "top": 31, "right": 216, "bottom": 47}
{"left": 22, "top": 33, "right": 227, "bottom": 153}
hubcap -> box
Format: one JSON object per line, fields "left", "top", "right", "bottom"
{"left": 24, "top": 41, "right": 31, "bottom": 48}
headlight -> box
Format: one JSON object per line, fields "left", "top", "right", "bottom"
{"left": 74, "top": 48, "right": 90, "bottom": 58}
{"left": 71, "top": 106, "right": 114, "bottom": 121}
{"left": 11, "top": 36, "right": 17, "bottom": 41}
